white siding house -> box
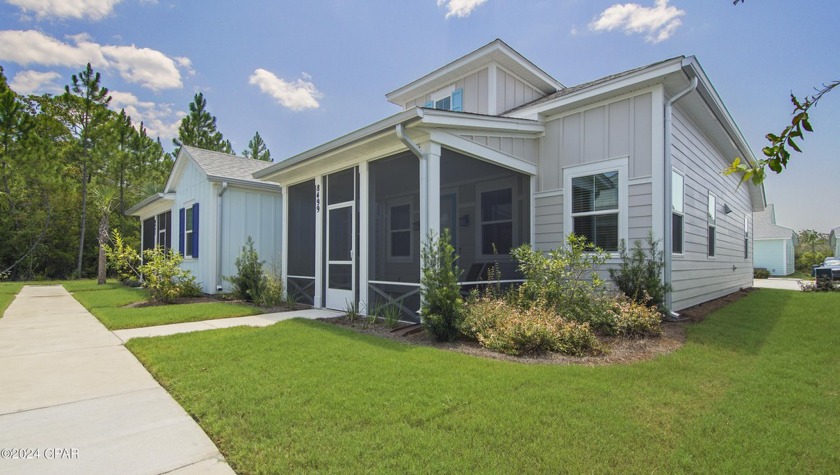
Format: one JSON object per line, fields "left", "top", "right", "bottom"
{"left": 128, "top": 146, "right": 282, "bottom": 294}
{"left": 253, "top": 39, "right": 765, "bottom": 317}
{"left": 752, "top": 204, "right": 797, "bottom": 276}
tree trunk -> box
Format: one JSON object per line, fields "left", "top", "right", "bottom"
{"left": 97, "top": 205, "right": 109, "bottom": 284}
{"left": 77, "top": 163, "right": 88, "bottom": 277}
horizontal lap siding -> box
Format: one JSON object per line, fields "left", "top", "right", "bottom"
{"left": 535, "top": 194, "right": 563, "bottom": 250}
{"left": 628, "top": 182, "right": 653, "bottom": 242}
{"left": 670, "top": 106, "right": 753, "bottom": 311}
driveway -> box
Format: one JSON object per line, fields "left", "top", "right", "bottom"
{"left": 0, "top": 286, "right": 234, "bottom": 475}
{"left": 752, "top": 278, "right": 803, "bottom": 291}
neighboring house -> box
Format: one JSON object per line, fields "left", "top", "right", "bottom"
{"left": 830, "top": 227, "right": 840, "bottom": 257}
{"left": 752, "top": 204, "right": 797, "bottom": 276}
{"left": 127, "top": 146, "right": 282, "bottom": 294}
{"left": 253, "top": 39, "right": 765, "bottom": 319}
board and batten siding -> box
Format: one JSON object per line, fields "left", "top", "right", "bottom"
{"left": 496, "top": 68, "right": 543, "bottom": 114}
{"left": 174, "top": 159, "right": 217, "bottom": 293}
{"left": 406, "top": 67, "right": 490, "bottom": 114}
{"left": 670, "top": 104, "right": 753, "bottom": 310}
{"left": 534, "top": 92, "right": 654, "bottom": 253}
{"left": 219, "top": 186, "right": 283, "bottom": 292}
{"left": 458, "top": 135, "right": 539, "bottom": 165}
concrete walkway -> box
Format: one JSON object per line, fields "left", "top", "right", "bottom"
{"left": 752, "top": 278, "right": 804, "bottom": 291}
{"left": 0, "top": 286, "right": 234, "bottom": 475}
{"left": 113, "top": 308, "right": 342, "bottom": 342}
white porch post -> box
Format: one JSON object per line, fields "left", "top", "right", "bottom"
{"left": 358, "top": 161, "right": 369, "bottom": 313}
{"left": 281, "top": 184, "right": 288, "bottom": 295}
{"left": 426, "top": 142, "right": 441, "bottom": 237}
{"left": 314, "top": 175, "right": 324, "bottom": 308}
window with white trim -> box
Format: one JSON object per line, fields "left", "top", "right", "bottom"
{"left": 156, "top": 211, "right": 170, "bottom": 251}
{"left": 388, "top": 200, "right": 412, "bottom": 260}
{"left": 672, "top": 170, "right": 684, "bottom": 254}
{"left": 185, "top": 206, "right": 194, "bottom": 257}
{"left": 708, "top": 192, "right": 717, "bottom": 257}
{"left": 744, "top": 215, "right": 750, "bottom": 259}
{"left": 571, "top": 171, "right": 620, "bottom": 252}
{"left": 425, "top": 87, "right": 463, "bottom": 112}
{"left": 480, "top": 187, "right": 513, "bottom": 255}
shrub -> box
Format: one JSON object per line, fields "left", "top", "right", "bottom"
{"left": 257, "top": 265, "right": 285, "bottom": 307}
{"left": 421, "top": 229, "right": 464, "bottom": 342}
{"left": 227, "top": 236, "right": 263, "bottom": 302}
{"left": 610, "top": 298, "right": 663, "bottom": 338}
{"left": 462, "top": 296, "right": 600, "bottom": 356}
{"left": 512, "top": 235, "right": 614, "bottom": 331}
{"left": 609, "top": 232, "right": 671, "bottom": 309}
{"left": 105, "top": 229, "right": 142, "bottom": 282}
{"left": 139, "top": 247, "right": 201, "bottom": 303}
{"left": 800, "top": 276, "right": 839, "bottom": 292}
{"left": 753, "top": 268, "right": 771, "bottom": 279}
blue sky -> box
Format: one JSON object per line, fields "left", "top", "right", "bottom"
{"left": 0, "top": 0, "right": 837, "bottom": 232}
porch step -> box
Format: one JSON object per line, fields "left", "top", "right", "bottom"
{"left": 391, "top": 323, "right": 423, "bottom": 337}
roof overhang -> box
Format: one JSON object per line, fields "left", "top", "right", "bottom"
{"left": 125, "top": 193, "right": 175, "bottom": 217}
{"left": 385, "top": 39, "right": 563, "bottom": 106}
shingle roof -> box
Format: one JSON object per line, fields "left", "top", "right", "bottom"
{"left": 182, "top": 146, "right": 275, "bottom": 185}
{"left": 503, "top": 56, "right": 684, "bottom": 115}
{"left": 753, "top": 204, "right": 795, "bottom": 240}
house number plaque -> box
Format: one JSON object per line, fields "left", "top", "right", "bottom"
{"left": 315, "top": 184, "right": 321, "bottom": 212}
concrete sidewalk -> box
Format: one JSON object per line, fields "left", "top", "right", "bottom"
{"left": 0, "top": 286, "right": 234, "bottom": 475}
{"left": 752, "top": 278, "right": 803, "bottom": 291}
{"left": 113, "top": 308, "right": 342, "bottom": 343}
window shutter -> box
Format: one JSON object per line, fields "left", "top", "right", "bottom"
{"left": 424, "top": 101, "right": 433, "bottom": 108}
{"left": 192, "top": 203, "right": 199, "bottom": 258}
{"left": 178, "top": 207, "right": 185, "bottom": 256}
{"left": 451, "top": 88, "right": 463, "bottom": 112}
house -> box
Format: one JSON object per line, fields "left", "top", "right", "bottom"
{"left": 752, "top": 204, "right": 797, "bottom": 276}
{"left": 253, "top": 39, "right": 765, "bottom": 319}
{"left": 830, "top": 227, "right": 840, "bottom": 257}
{"left": 127, "top": 146, "right": 282, "bottom": 294}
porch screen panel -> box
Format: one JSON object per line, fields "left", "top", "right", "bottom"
{"left": 288, "top": 180, "right": 316, "bottom": 304}
{"left": 142, "top": 217, "right": 155, "bottom": 251}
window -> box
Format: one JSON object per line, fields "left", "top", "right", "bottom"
{"left": 672, "top": 170, "right": 684, "bottom": 254}
{"left": 571, "top": 172, "right": 620, "bottom": 252}
{"left": 389, "top": 202, "right": 412, "bottom": 259}
{"left": 179, "top": 203, "right": 199, "bottom": 258}
{"left": 425, "top": 88, "right": 463, "bottom": 112}
{"left": 708, "top": 193, "right": 716, "bottom": 257}
{"left": 744, "top": 215, "right": 750, "bottom": 259}
{"left": 480, "top": 188, "right": 513, "bottom": 255}
{"left": 185, "top": 206, "right": 194, "bottom": 257}
{"left": 156, "top": 211, "right": 171, "bottom": 251}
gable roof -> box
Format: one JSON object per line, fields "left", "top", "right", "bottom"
{"left": 753, "top": 204, "right": 796, "bottom": 240}
{"left": 385, "top": 39, "right": 563, "bottom": 106}
{"left": 164, "top": 146, "right": 280, "bottom": 193}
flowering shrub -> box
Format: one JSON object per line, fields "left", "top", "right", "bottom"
{"left": 609, "top": 298, "right": 662, "bottom": 337}
{"left": 462, "top": 297, "right": 600, "bottom": 356}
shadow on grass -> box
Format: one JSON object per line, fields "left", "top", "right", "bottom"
{"left": 689, "top": 289, "right": 794, "bottom": 355}
{"left": 287, "top": 318, "right": 419, "bottom": 354}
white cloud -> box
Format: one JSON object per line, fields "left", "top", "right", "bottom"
{"left": 109, "top": 90, "right": 184, "bottom": 142}
{"left": 437, "top": 0, "right": 487, "bottom": 18}
{"left": 248, "top": 69, "right": 321, "bottom": 111}
{"left": 9, "top": 70, "right": 61, "bottom": 95}
{"left": 0, "top": 30, "right": 188, "bottom": 90}
{"left": 589, "top": 0, "right": 685, "bottom": 44}
{"left": 5, "top": 0, "right": 123, "bottom": 20}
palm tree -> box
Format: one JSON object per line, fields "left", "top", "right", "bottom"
{"left": 91, "top": 185, "right": 117, "bottom": 284}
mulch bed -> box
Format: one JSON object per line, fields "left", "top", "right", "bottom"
{"left": 318, "top": 288, "right": 755, "bottom": 366}
{"left": 124, "top": 296, "right": 230, "bottom": 308}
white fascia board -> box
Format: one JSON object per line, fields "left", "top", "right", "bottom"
{"left": 506, "top": 59, "right": 684, "bottom": 119}
{"left": 206, "top": 176, "right": 282, "bottom": 193}
{"left": 164, "top": 148, "right": 209, "bottom": 193}
{"left": 427, "top": 129, "right": 537, "bottom": 176}
{"left": 125, "top": 193, "right": 175, "bottom": 217}
{"left": 419, "top": 109, "right": 544, "bottom": 135}
{"left": 254, "top": 109, "right": 422, "bottom": 181}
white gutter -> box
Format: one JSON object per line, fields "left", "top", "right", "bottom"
{"left": 664, "top": 76, "right": 698, "bottom": 312}
{"left": 215, "top": 181, "right": 229, "bottom": 291}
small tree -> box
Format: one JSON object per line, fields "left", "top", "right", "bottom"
{"left": 227, "top": 236, "right": 263, "bottom": 302}
{"left": 420, "top": 229, "right": 464, "bottom": 342}
{"left": 139, "top": 247, "right": 201, "bottom": 303}
{"left": 609, "top": 232, "right": 671, "bottom": 309}
{"left": 242, "top": 131, "right": 272, "bottom": 162}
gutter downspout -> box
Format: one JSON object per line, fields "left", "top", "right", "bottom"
{"left": 664, "top": 76, "right": 698, "bottom": 312}
{"left": 396, "top": 123, "right": 426, "bottom": 320}
{"left": 216, "top": 181, "right": 229, "bottom": 291}
{"left": 662, "top": 76, "right": 697, "bottom": 316}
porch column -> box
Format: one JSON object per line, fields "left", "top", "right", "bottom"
{"left": 358, "top": 161, "right": 369, "bottom": 312}
{"left": 314, "top": 175, "right": 324, "bottom": 308}
{"left": 426, "top": 142, "right": 441, "bottom": 237}
{"left": 281, "top": 184, "right": 289, "bottom": 295}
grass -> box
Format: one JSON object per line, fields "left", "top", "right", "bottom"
{"left": 66, "top": 279, "right": 263, "bottom": 330}
{"left": 789, "top": 270, "right": 815, "bottom": 281}
{"left": 127, "top": 289, "right": 840, "bottom": 473}
{"left": 0, "top": 282, "right": 25, "bottom": 317}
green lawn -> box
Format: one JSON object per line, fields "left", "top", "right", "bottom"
{"left": 0, "top": 282, "right": 25, "bottom": 317}
{"left": 127, "top": 289, "right": 840, "bottom": 473}
{"left": 789, "top": 270, "right": 815, "bottom": 281}
{"left": 67, "top": 280, "right": 262, "bottom": 330}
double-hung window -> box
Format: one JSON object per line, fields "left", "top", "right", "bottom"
{"left": 185, "top": 207, "right": 194, "bottom": 257}
{"left": 179, "top": 203, "right": 199, "bottom": 258}
{"left": 707, "top": 193, "right": 717, "bottom": 257}
{"left": 388, "top": 200, "right": 412, "bottom": 260}
{"left": 156, "top": 211, "right": 171, "bottom": 251}
{"left": 424, "top": 88, "right": 463, "bottom": 112}
{"left": 672, "top": 170, "right": 684, "bottom": 254}
{"left": 480, "top": 187, "right": 513, "bottom": 255}
{"left": 566, "top": 159, "right": 625, "bottom": 253}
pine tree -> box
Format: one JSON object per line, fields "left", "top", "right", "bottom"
{"left": 173, "top": 92, "right": 233, "bottom": 156}
{"left": 242, "top": 131, "right": 272, "bottom": 162}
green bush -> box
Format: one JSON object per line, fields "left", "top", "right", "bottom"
{"left": 227, "top": 236, "right": 263, "bottom": 302}
{"left": 139, "top": 247, "right": 201, "bottom": 303}
{"left": 610, "top": 298, "right": 663, "bottom": 337}
{"left": 512, "top": 235, "right": 614, "bottom": 332}
{"left": 421, "top": 229, "right": 464, "bottom": 342}
{"left": 796, "top": 251, "right": 830, "bottom": 272}
{"left": 753, "top": 268, "right": 771, "bottom": 279}
{"left": 462, "top": 296, "right": 600, "bottom": 356}
{"left": 800, "top": 276, "right": 839, "bottom": 292}
{"left": 105, "top": 229, "right": 142, "bottom": 282}
{"left": 257, "top": 266, "right": 286, "bottom": 307}
{"left": 609, "top": 232, "right": 671, "bottom": 309}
